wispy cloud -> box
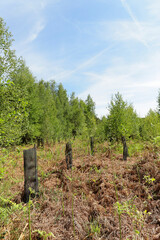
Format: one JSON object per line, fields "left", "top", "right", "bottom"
{"left": 147, "top": 0, "right": 160, "bottom": 20}
{"left": 78, "top": 50, "right": 160, "bottom": 117}
{"left": 1, "top": 0, "right": 160, "bottom": 118}
{"left": 91, "top": 17, "right": 160, "bottom": 51}
{"left": 53, "top": 44, "right": 115, "bottom": 80}
{"left": 120, "top": 0, "right": 149, "bottom": 48}
{"left": 1, "top": 0, "right": 56, "bottom": 11}
{"left": 61, "top": 16, "right": 82, "bottom": 33}
{"left": 19, "top": 50, "right": 66, "bottom": 82}
{"left": 25, "top": 19, "right": 46, "bottom": 44}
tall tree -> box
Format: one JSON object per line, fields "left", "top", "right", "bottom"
{"left": 56, "top": 83, "right": 71, "bottom": 140}
{"left": 139, "top": 110, "right": 160, "bottom": 140}
{"left": 106, "top": 92, "right": 139, "bottom": 141}
{"left": 0, "top": 19, "right": 28, "bottom": 146}
{"left": 37, "top": 80, "right": 58, "bottom": 141}
{"left": 11, "top": 61, "right": 41, "bottom": 142}
{"left": 0, "top": 81, "right": 28, "bottom": 146}
{"left": 84, "top": 94, "right": 97, "bottom": 136}
{"left": 0, "top": 17, "right": 19, "bottom": 82}
{"left": 69, "top": 92, "right": 86, "bottom": 137}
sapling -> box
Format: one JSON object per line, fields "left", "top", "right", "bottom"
{"left": 90, "top": 220, "right": 101, "bottom": 237}
{"left": 143, "top": 175, "right": 155, "bottom": 185}
{"left": 143, "top": 175, "right": 156, "bottom": 199}
{"left": 114, "top": 197, "right": 151, "bottom": 240}
{"left": 32, "top": 230, "right": 55, "bottom": 239}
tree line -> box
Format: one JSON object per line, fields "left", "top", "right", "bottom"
{"left": 0, "top": 17, "right": 160, "bottom": 147}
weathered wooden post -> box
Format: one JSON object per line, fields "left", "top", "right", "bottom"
{"left": 65, "top": 142, "right": 72, "bottom": 169}
{"left": 23, "top": 146, "right": 39, "bottom": 203}
{"left": 90, "top": 136, "right": 94, "bottom": 155}
{"left": 122, "top": 136, "right": 128, "bottom": 160}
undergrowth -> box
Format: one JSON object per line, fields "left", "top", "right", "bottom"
{"left": 0, "top": 139, "right": 159, "bottom": 239}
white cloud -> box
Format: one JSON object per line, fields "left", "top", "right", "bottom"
{"left": 0, "top": 0, "right": 54, "bottom": 13}
{"left": 20, "top": 51, "right": 66, "bottom": 82}
{"left": 1, "top": 0, "right": 160, "bottom": 119}
{"left": 120, "top": 0, "right": 149, "bottom": 48}
{"left": 78, "top": 51, "right": 160, "bottom": 118}
{"left": 53, "top": 44, "right": 115, "bottom": 80}
{"left": 0, "top": 0, "right": 60, "bottom": 46}
{"left": 25, "top": 20, "right": 46, "bottom": 44}
{"left": 94, "top": 19, "right": 160, "bottom": 49}
{"left": 146, "top": 0, "right": 160, "bottom": 20}
{"left": 83, "top": 1, "right": 159, "bottom": 49}
{"left": 119, "top": 0, "right": 160, "bottom": 48}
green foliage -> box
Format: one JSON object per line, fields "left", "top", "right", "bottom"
{"left": 55, "top": 83, "right": 71, "bottom": 140}
{"left": 90, "top": 221, "right": 101, "bottom": 236}
{"left": 33, "top": 229, "right": 55, "bottom": 239}
{"left": 0, "top": 196, "right": 27, "bottom": 225}
{"left": 95, "top": 116, "right": 107, "bottom": 142}
{"left": 143, "top": 175, "right": 155, "bottom": 185}
{"left": 127, "top": 141, "right": 144, "bottom": 156}
{"left": 139, "top": 110, "right": 160, "bottom": 140}
{"left": 153, "top": 136, "right": 160, "bottom": 146}
{"left": 69, "top": 92, "right": 87, "bottom": 137}
{"left": 0, "top": 17, "right": 18, "bottom": 82}
{"left": 0, "top": 80, "right": 28, "bottom": 146}
{"left": 114, "top": 197, "right": 151, "bottom": 239}
{"left": 0, "top": 20, "right": 28, "bottom": 146}
{"left": 37, "top": 80, "right": 58, "bottom": 141}
{"left": 0, "top": 148, "right": 9, "bottom": 179}
{"left": 106, "top": 92, "right": 139, "bottom": 141}
{"left": 0, "top": 18, "right": 159, "bottom": 146}
{"left": 84, "top": 94, "right": 97, "bottom": 136}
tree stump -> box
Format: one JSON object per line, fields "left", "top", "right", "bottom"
{"left": 122, "top": 136, "right": 128, "bottom": 161}
{"left": 90, "top": 136, "right": 94, "bottom": 155}
{"left": 65, "top": 142, "right": 72, "bottom": 169}
{"left": 23, "top": 147, "right": 39, "bottom": 203}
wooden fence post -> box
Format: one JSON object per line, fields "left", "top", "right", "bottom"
{"left": 122, "top": 136, "right": 128, "bottom": 161}
{"left": 65, "top": 142, "right": 72, "bottom": 169}
{"left": 90, "top": 136, "right": 94, "bottom": 155}
{"left": 23, "top": 147, "right": 39, "bottom": 202}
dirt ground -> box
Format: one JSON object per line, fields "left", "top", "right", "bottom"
{"left": 1, "top": 143, "right": 160, "bottom": 240}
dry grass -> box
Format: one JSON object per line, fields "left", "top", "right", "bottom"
{"left": 0, "top": 140, "right": 160, "bottom": 240}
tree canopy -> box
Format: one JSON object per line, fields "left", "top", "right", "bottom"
{"left": 105, "top": 92, "right": 139, "bottom": 141}
{"left": 0, "top": 18, "right": 159, "bottom": 146}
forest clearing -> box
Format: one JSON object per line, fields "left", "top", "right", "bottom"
{"left": 1, "top": 13, "right": 160, "bottom": 240}
{"left": 0, "top": 139, "right": 159, "bottom": 240}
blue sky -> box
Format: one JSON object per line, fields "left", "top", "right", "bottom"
{"left": 0, "top": 0, "right": 160, "bottom": 118}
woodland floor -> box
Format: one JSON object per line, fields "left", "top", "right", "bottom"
{"left": 0, "top": 141, "right": 160, "bottom": 240}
